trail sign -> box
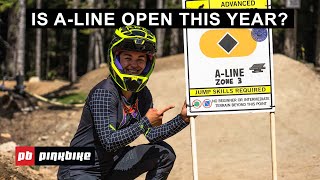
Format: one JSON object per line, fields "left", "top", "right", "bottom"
{"left": 183, "top": 0, "right": 275, "bottom": 115}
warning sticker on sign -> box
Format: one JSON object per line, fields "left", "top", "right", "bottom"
{"left": 183, "top": 0, "right": 275, "bottom": 115}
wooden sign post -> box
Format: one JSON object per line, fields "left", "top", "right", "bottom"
{"left": 270, "top": 112, "right": 278, "bottom": 180}
{"left": 190, "top": 117, "right": 199, "bottom": 180}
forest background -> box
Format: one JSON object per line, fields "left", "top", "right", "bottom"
{"left": 0, "top": 0, "right": 319, "bottom": 83}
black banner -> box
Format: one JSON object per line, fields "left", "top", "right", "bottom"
{"left": 35, "top": 147, "right": 95, "bottom": 165}
{"left": 26, "top": 9, "right": 294, "bottom": 28}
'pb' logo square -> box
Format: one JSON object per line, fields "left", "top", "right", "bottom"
{"left": 15, "top": 146, "right": 35, "bottom": 166}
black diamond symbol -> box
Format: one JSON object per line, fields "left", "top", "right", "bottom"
{"left": 218, "top": 33, "right": 238, "bottom": 53}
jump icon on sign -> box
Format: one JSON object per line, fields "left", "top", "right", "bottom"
{"left": 249, "top": 63, "right": 266, "bottom": 73}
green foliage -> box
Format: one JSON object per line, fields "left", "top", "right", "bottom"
{"left": 106, "top": 1, "right": 122, "bottom": 8}
{"left": 26, "top": 70, "right": 36, "bottom": 79}
{"left": 0, "top": 0, "right": 33, "bottom": 12}
{"left": 27, "top": 0, "right": 34, "bottom": 7}
{"left": 56, "top": 92, "right": 87, "bottom": 104}
{"left": 166, "top": 0, "right": 181, "bottom": 9}
{"left": 47, "top": 70, "right": 57, "bottom": 80}
{"left": 271, "top": 0, "right": 283, "bottom": 8}
{"left": 29, "top": 166, "right": 40, "bottom": 171}
{"left": 273, "top": 28, "right": 284, "bottom": 35}
{"left": 0, "top": 0, "right": 16, "bottom": 12}
{"left": 79, "top": 29, "right": 94, "bottom": 35}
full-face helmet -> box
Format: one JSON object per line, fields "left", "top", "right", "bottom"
{"left": 107, "top": 25, "right": 157, "bottom": 92}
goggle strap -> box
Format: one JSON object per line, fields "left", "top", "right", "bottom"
{"left": 141, "top": 57, "right": 152, "bottom": 75}
{"left": 115, "top": 56, "right": 124, "bottom": 72}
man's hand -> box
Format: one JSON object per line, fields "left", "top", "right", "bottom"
{"left": 146, "top": 105, "right": 175, "bottom": 127}
{"left": 180, "top": 100, "right": 196, "bottom": 123}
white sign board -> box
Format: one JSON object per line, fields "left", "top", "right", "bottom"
{"left": 183, "top": 0, "right": 275, "bottom": 115}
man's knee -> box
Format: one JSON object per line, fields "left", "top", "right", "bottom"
{"left": 154, "top": 141, "right": 176, "bottom": 163}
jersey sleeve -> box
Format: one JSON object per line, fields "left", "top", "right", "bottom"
{"left": 89, "top": 89, "right": 152, "bottom": 152}
{"left": 144, "top": 114, "right": 189, "bottom": 143}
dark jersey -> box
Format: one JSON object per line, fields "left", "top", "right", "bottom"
{"left": 58, "top": 76, "right": 189, "bottom": 178}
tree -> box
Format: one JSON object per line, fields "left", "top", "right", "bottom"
{"left": 281, "top": 0, "right": 297, "bottom": 59}
{"left": 94, "top": 29, "right": 105, "bottom": 69}
{"left": 139, "top": 0, "right": 146, "bottom": 9}
{"left": 96, "top": 0, "right": 105, "bottom": 68}
{"left": 86, "top": 0, "right": 105, "bottom": 72}
{"left": 169, "top": 0, "right": 180, "bottom": 55}
{"left": 1, "top": 0, "right": 16, "bottom": 77}
{"left": 115, "top": 0, "right": 120, "bottom": 8}
{"left": 16, "top": 0, "right": 26, "bottom": 76}
{"left": 35, "top": 0, "right": 42, "bottom": 78}
{"left": 70, "top": 0, "right": 79, "bottom": 83}
{"left": 156, "top": 0, "right": 165, "bottom": 57}
{"left": 87, "top": 0, "right": 95, "bottom": 72}
{"left": 88, "top": 30, "right": 95, "bottom": 71}
{"left": 284, "top": 27, "right": 296, "bottom": 59}
{"left": 315, "top": 0, "right": 320, "bottom": 67}
{"left": 4, "top": 9, "right": 17, "bottom": 77}
{"left": 0, "top": 18, "right": 11, "bottom": 74}
{"left": 45, "top": 29, "right": 56, "bottom": 80}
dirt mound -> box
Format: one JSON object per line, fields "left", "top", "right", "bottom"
{"left": 153, "top": 54, "right": 185, "bottom": 72}
{"left": 1, "top": 53, "right": 319, "bottom": 180}
{"left": 0, "top": 80, "right": 69, "bottom": 96}
{"left": 73, "top": 66, "right": 109, "bottom": 93}
{"left": 0, "top": 152, "right": 49, "bottom": 180}
{"left": 0, "top": 109, "right": 81, "bottom": 180}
